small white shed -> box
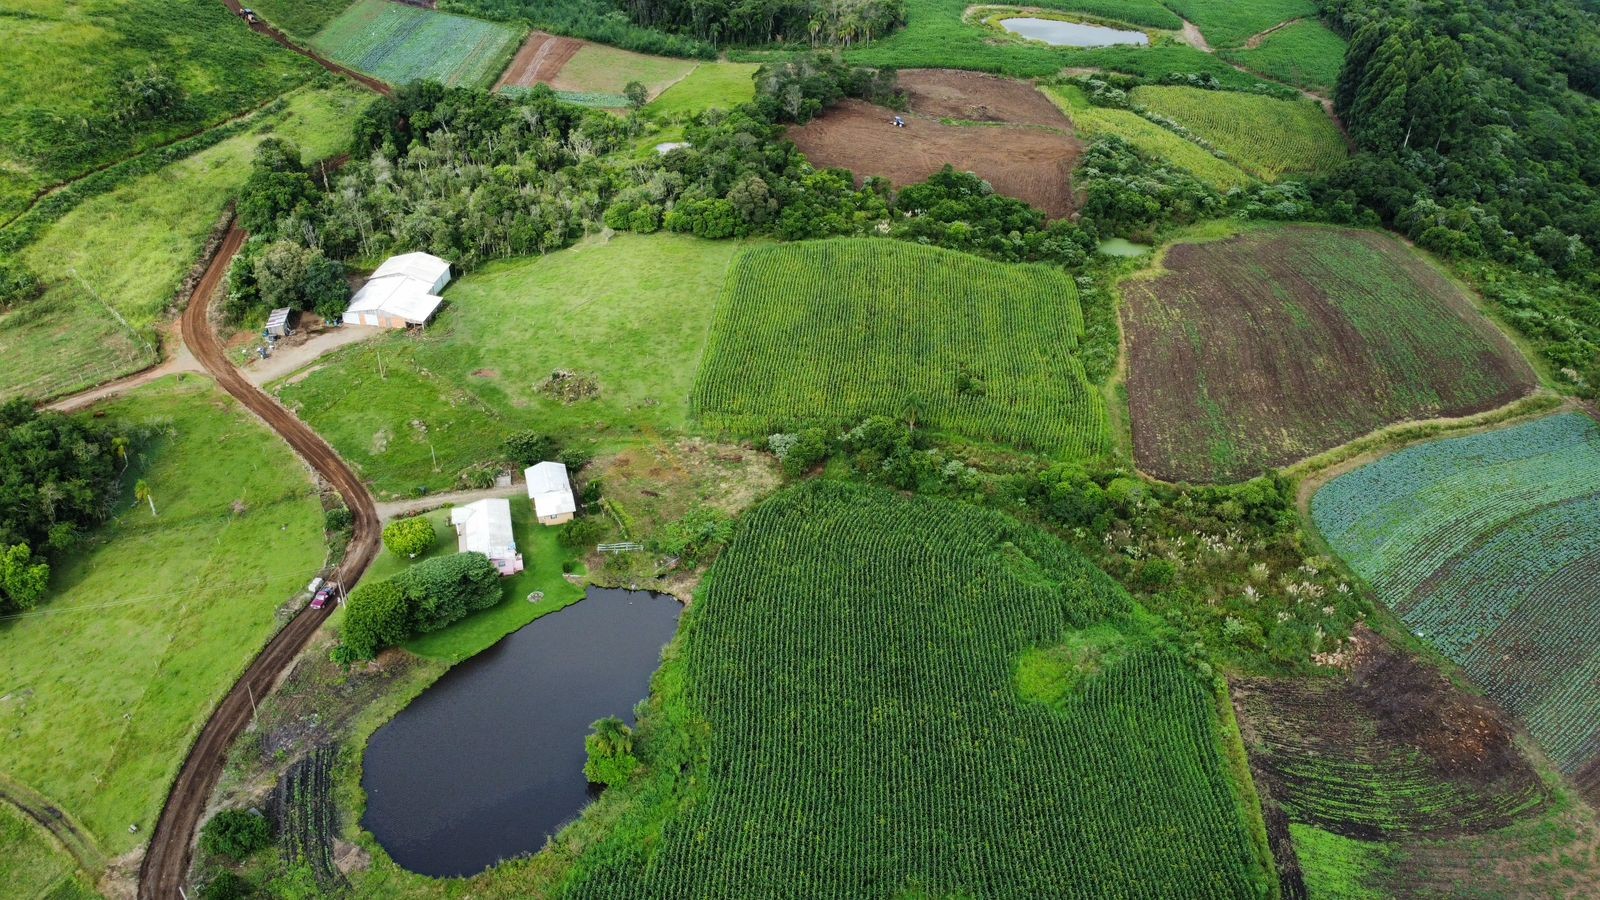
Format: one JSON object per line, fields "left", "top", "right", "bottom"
{"left": 449, "top": 498, "right": 524, "bottom": 575}
{"left": 525, "top": 462, "right": 576, "bottom": 526}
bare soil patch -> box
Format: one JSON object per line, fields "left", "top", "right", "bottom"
{"left": 787, "top": 94, "right": 1080, "bottom": 218}
{"left": 897, "top": 68, "right": 1073, "bottom": 128}
{"left": 1121, "top": 225, "right": 1536, "bottom": 482}
{"left": 494, "top": 30, "right": 583, "bottom": 91}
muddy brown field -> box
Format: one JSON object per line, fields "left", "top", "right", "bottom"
{"left": 1121, "top": 225, "right": 1536, "bottom": 482}
{"left": 786, "top": 70, "right": 1080, "bottom": 218}
{"left": 494, "top": 31, "right": 583, "bottom": 91}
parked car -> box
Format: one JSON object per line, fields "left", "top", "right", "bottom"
{"left": 311, "top": 585, "right": 334, "bottom": 610}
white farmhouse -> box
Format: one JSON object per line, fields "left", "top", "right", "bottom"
{"left": 343, "top": 251, "right": 452, "bottom": 329}
{"left": 525, "top": 461, "right": 576, "bottom": 526}
{"left": 449, "top": 498, "right": 524, "bottom": 575}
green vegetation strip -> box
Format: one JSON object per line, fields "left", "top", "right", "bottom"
{"left": 1161, "top": 0, "right": 1317, "bottom": 48}
{"left": 1312, "top": 412, "right": 1600, "bottom": 775}
{"left": 693, "top": 239, "right": 1110, "bottom": 456}
{"left": 561, "top": 481, "right": 1273, "bottom": 896}
{"left": 312, "top": 0, "right": 524, "bottom": 89}
{"left": 1219, "top": 20, "right": 1348, "bottom": 94}
{"left": 1130, "top": 85, "right": 1346, "bottom": 179}
{"left": 1045, "top": 84, "right": 1253, "bottom": 191}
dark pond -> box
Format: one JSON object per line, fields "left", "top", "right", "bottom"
{"left": 998, "top": 17, "right": 1150, "bottom": 47}
{"left": 361, "top": 588, "right": 682, "bottom": 877}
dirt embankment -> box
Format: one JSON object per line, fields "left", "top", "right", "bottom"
{"left": 136, "top": 223, "right": 382, "bottom": 899}
{"left": 786, "top": 69, "right": 1081, "bottom": 218}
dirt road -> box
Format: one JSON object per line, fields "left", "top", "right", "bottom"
{"left": 136, "top": 223, "right": 381, "bottom": 899}
{"left": 219, "top": 0, "right": 393, "bottom": 96}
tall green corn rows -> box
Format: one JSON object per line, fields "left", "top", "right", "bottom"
{"left": 1313, "top": 413, "right": 1600, "bottom": 777}
{"left": 692, "top": 240, "right": 1111, "bottom": 457}
{"left": 566, "top": 482, "right": 1270, "bottom": 897}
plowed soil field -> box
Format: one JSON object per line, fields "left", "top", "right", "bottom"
{"left": 494, "top": 31, "right": 582, "bottom": 91}
{"left": 787, "top": 70, "right": 1080, "bottom": 218}
{"left": 1121, "top": 225, "right": 1535, "bottom": 482}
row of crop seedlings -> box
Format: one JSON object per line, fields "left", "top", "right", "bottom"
{"left": 567, "top": 483, "right": 1264, "bottom": 897}
{"left": 1312, "top": 412, "right": 1600, "bottom": 776}
{"left": 691, "top": 241, "right": 1109, "bottom": 457}
{"left": 271, "top": 745, "right": 343, "bottom": 889}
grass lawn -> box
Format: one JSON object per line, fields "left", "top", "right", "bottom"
{"left": 646, "top": 62, "right": 759, "bottom": 117}
{"left": 274, "top": 233, "right": 745, "bottom": 498}
{"left": 1046, "top": 84, "right": 1252, "bottom": 191}
{"left": 1130, "top": 85, "right": 1346, "bottom": 179}
{"left": 1220, "top": 19, "right": 1347, "bottom": 94}
{"left": 0, "top": 803, "right": 96, "bottom": 899}
{"left": 0, "top": 0, "right": 317, "bottom": 221}
{"left": 349, "top": 506, "right": 588, "bottom": 664}
{"left": 0, "top": 375, "right": 327, "bottom": 855}
{"left": 553, "top": 43, "right": 697, "bottom": 99}
{"left": 0, "top": 84, "right": 372, "bottom": 403}
{"left": 312, "top": 0, "right": 524, "bottom": 89}
{"left": 1160, "top": 0, "right": 1317, "bottom": 48}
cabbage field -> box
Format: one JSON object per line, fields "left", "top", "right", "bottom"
{"left": 311, "top": 0, "right": 522, "bottom": 89}
{"left": 1312, "top": 412, "right": 1600, "bottom": 778}
{"left": 565, "top": 481, "right": 1273, "bottom": 897}
{"left": 692, "top": 239, "right": 1111, "bottom": 456}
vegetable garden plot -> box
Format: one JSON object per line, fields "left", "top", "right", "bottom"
{"left": 311, "top": 0, "right": 522, "bottom": 89}
{"left": 1312, "top": 412, "right": 1600, "bottom": 792}
{"left": 1121, "top": 225, "right": 1535, "bottom": 482}
{"left": 565, "top": 481, "right": 1272, "bottom": 897}
{"left": 692, "top": 239, "right": 1111, "bottom": 457}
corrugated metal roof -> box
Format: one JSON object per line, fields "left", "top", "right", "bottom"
{"left": 347, "top": 275, "right": 442, "bottom": 324}
{"left": 449, "top": 498, "right": 519, "bottom": 560}
{"left": 373, "top": 251, "right": 450, "bottom": 286}
{"left": 525, "top": 462, "right": 576, "bottom": 517}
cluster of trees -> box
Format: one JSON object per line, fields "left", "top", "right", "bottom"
{"left": 440, "top": 0, "right": 717, "bottom": 58}
{"left": 622, "top": 0, "right": 904, "bottom": 46}
{"left": 226, "top": 140, "right": 350, "bottom": 324}
{"left": 337, "top": 552, "right": 502, "bottom": 660}
{"left": 382, "top": 516, "right": 436, "bottom": 559}
{"left": 0, "top": 401, "right": 127, "bottom": 613}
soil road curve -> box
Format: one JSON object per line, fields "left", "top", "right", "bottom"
{"left": 137, "top": 223, "right": 382, "bottom": 898}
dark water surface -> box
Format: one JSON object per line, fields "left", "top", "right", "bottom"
{"left": 361, "top": 588, "right": 682, "bottom": 877}
{"left": 999, "top": 17, "right": 1150, "bottom": 47}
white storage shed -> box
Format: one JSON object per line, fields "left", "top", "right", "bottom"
{"left": 525, "top": 462, "right": 577, "bottom": 526}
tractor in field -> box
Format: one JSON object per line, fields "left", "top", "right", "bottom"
{"left": 240, "top": 7, "right": 259, "bottom": 24}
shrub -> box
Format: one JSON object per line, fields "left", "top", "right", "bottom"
{"left": 383, "top": 516, "right": 436, "bottom": 558}
{"left": 504, "top": 430, "right": 558, "bottom": 466}
{"left": 199, "top": 809, "right": 271, "bottom": 861}
{"left": 341, "top": 578, "right": 411, "bottom": 659}
{"left": 558, "top": 517, "right": 608, "bottom": 550}
{"left": 324, "top": 506, "right": 353, "bottom": 532}
{"left": 583, "top": 716, "right": 640, "bottom": 787}
{"left": 652, "top": 505, "right": 733, "bottom": 565}
{"left": 0, "top": 257, "right": 40, "bottom": 309}
{"left": 200, "top": 871, "right": 254, "bottom": 900}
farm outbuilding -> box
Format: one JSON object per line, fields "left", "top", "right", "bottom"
{"left": 526, "top": 461, "right": 576, "bottom": 525}
{"left": 449, "top": 498, "right": 524, "bottom": 575}
{"left": 343, "top": 251, "right": 452, "bottom": 329}
{"left": 265, "top": 307, "right": 295, "bottom": 338}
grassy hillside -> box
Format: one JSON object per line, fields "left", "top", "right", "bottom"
{"left": 561, "top": 481, "right": 1275, "bottom": 896}
{"left": 1220, "top": 19, "right": 1347, "bottom": 94}
{"left": 0, "top": 84, "right": 372, "bottom": 403}
{"left": 1046, "top": 84, "right": 1253, "bottom": 191}
{"left": 646, "top": 62, "right": 759, "bottom": 116}
{"left": 1131, "top": 85, "right": 1346, "bottom": 179}
{"left": 244, "top": 0, "right": 355, "bottom": 39}
{"left": 0, "top": 376, "right": 327, "bottom": 854}
{"left": 693, "top": 239, "right": 1110, "bottom": 456}
{"left": 1161, "top": 0, "right": 1316, "bottom": 48}
{"left": 275, "top": 234, "right": 745, "bottom": 498}
{"left": 0, "top": 0, "right": 316, "bottom": 221}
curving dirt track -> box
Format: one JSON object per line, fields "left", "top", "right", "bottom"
{"left": 219, "top": 0, "right": 393, "bottom": 96}
{"left": 136, "top": 223, "right": 381, "bottom": 899}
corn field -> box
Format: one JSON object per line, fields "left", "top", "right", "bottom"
{"left": 692, "top": 239, "right": 1111, "bottom": 457}
{"left": 566, "top": 482, "right": 1271, "bottom": 898}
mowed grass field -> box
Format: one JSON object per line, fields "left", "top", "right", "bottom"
{"left": 1131, "top": 85, "right": 1346, "bottom": 179}
{"left": 0, "top": 0, "right": 315, "bottom": 221}
{"left": 1120, "top": 225, "right": 1536, "bottom": 482}
{"left": 1161, "top": 0, "right": 1317, "bottom": 48}
{"left": 646, "top": 62, "right": 759, "bottom": 117}
{"left": 313, "top": 0, "right": 523, "bottom": 88}
{"left": 1046, "top": 84, "right": 1253, "bottom": 191}
{"left": 551, "top": 43, "right": 696, "bottom": 104}
{"left": 0, "top": 376, "right": 326, "bottom": 855}
{"left": 1312, "top": 412, "right": 1600, "bottom": 786}
{"left": 0, "top": 84, "right": 371, "bottom": 403}
{"left": 692, "top": 239, "right": 1110, "bottom": 456}
{"left": 275, "top": 234, "right": 744, "bottom": 498}
{"left": 563, "top": 482, "right": 1273, "bottom": 897}
{"left": 1220, "top": 20, "right": 1348, "bottom": 94}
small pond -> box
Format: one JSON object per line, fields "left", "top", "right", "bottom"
{"left": 1098, "top": 237, "right": 1152, "bottom": 257}
{"left": 998, "top": 17, "right": 1149, "bottom": 47}
{"left": 361, "top": 587, "right": 682, "bottom": 877}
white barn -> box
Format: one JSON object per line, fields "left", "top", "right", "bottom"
{"left": 343, "top": 252, "right": 452, "bottom": 329}
{"left": 449, "top": 498, "right": 524, "bottom": 575}
{"left": 525, "top": 462, "right": 576, "bottom": 526}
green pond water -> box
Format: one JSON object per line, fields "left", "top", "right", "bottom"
{"left": 1098, "top": 238, "right": 1151, "bottom": 257}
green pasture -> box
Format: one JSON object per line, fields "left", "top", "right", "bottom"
{"left": 313, "top": 0, "right": 523, "bottom": 89}
{"left": 0, "top": 0, "right": 316, "bottom": 221}
{"left": 0, "top": 803, "right": 96, "bottom": 899}
{"left": 244, "top": 0, "right": 356, "bottom": 39}
{"left": 554, "top": 43, "right": 697, "bottom": 99}
{"left": 0, "top": 84, "right": 371, "bottom": 403}
{"left": 1046, "top": 84, "right": 1252, "bottom": 190}
{"left": 1160, "top": 0, "right": 1317, "bottom": 48}
{"left": 350, "top": 506, "right": 586, "bottom": 663}
{"left": 1219, "top": 19, "right": 1347, "bottom": 94}
{"left": 692, "top": 239, "right": 1111, "bottom": 456}
{"left": 0, "top": 376, "right": 326, "bottom": 856}
{"left": 646, "top": 62, "right": 759, "bottom": 117}
{"left": 274, "top": 233, "right": 744, "bottom": 498}
{"left": 1131, "top": 85, "right": 1346, "bottom": 179}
